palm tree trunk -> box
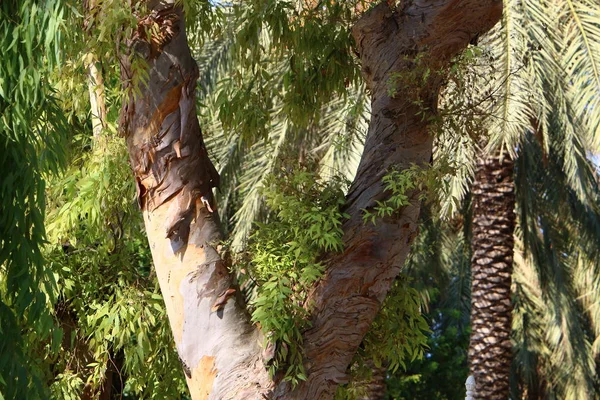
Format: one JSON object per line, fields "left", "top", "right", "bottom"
{"left": 468, "top": 150, "right": 516, "bottom": 399}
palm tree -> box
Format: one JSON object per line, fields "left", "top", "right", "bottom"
{"left": 468, "top": 150, "right": 516, "bottom": 399}
{"left": 388, "top": 130, "right": 600, "bottom": 399}
{"left": 449, "top": 0, "right": 600, "bottom": 397}
{"left": 392, "top": 0, "right": 600, "bottom": 396}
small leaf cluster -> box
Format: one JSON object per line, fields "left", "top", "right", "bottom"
{"left": 387, "top": 54, "right": 431, "bottom": 95}
{"left": 362, "top": 167, "right": 421, "bottom": 225}
{"left": 242, "top": 165, "right": 348, "bottom": 385}
{"left": 362, "top": 276, "right": 430, "bottom": 373}
{"left": 45, "top": 136, "right": 136, "bottom": 247}
{"left": 363, "top": 160, "right": 457, "bottom": 225}
{"left": 49, "top": 371, "right": 84, "bottom": 400}
{"left": 335, "top": 275, "right": 430, "bottom": 399}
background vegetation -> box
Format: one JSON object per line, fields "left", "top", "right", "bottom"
{"left": 1, "top": 0, "right": 598, "bottom": 399}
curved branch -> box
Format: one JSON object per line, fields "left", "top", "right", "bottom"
{"left": 280, "top": 1, "right": 503, "bottom": 398}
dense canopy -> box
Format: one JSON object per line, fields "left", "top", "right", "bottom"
{"left": 0, "top": 0, "right": 599, "bottom": 399}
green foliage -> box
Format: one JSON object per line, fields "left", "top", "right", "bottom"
{"left": 49, "top": 371, "right": 84, "bottom": 400}
{"left": 43, "top": 239, "right": 187, "bottom": 399}
{"left": 363, "top": 162, "right": 456, "bottom": 225}
{"left": 509, "top": 133, "right": 600, "bottom": 399}
{"left": 40, "top": 136, "right": 188, "bottom": 399}
{"left": 362, "top": 276, "right": 430, "bottom": 373}
{"left": 471, "top": 0, "right": 600, "bottom": 205}
{"left": 46, "top": 137, "right": 136, "bottom": 246}
{"left": 379, "top": 206, "right": 472, "bottom": 400}
{"left": 334, "top": 276, "right": 431, "bottom": 400}
{"left": 362, "top": 167, "right": 422, "bottom": 225}
{"left": 385, "top": 321, "right": 470, "bottom": 400}
{"left": 193, "top": 2, "right": 368, "bottom": 251}
{"left": 0, "top": 1, "right": 70, "bottom": 398}
{"left": 386, "top": 53, "right": 434, "bottom": 98}
{"left": 210, "top": 0, "right": 361, "bottom": 144}
{"left": 204, "top": 84, "right": 368, "bottom": 250}
{"left": 241, "top": 166, "right": 347, "bottom": 384}
{"left": 45, "top": 124, "right": 189, "bottom": 397}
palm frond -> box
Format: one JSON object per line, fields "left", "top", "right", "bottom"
{"left": 315, "top": 85, "right": 368, "bottom": 183}
{"left": 559, "top": 0, "right": 600, "bottom": 148}
{"left": 482, "top": 0, "right": 532, "bottom": 156}
{"left": 230, "top": 115, "right": 290, "bottom": 250}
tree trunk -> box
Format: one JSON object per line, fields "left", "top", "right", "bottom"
{"left": 355, "top": 360, "right": 387, "bottom": 400}
{"left": 120, "top": 1, "right": 501, "bottom": 399}
{"left": 84, "top": 0, "right": 107, "bottom": 140}
{"left": 280, "top": 2, "right": 502, "bottom": 398}
{"left": 85, "top": 52, "right": 107, "bottom": 140}
{"left": 119, "top": 3, "right": 272, "bottom": 399}
{"left": 468, "top": 151, "right": 516, "bottom": 399}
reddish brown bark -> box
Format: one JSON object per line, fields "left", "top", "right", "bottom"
{"left": 278, "top": 2, "right": 502, "bottom": 398}
{"left": 120, "top": 1, "right": 501, "bottom": 398}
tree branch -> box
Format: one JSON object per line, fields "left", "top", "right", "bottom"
{"left": 278, "top": 1, "right": 502, "bottom": 398}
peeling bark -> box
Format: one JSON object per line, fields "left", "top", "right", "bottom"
{"left": 468, "top": 151, "right": 516, "bottom": 399}
{"left": 278, "top": 2, "right": 502, "bottom": 398}
{"left": 120, "top": 1, "right": 501, "bottom": 399}
{"left": 119, "top": 3, "right": 271, "bottom": 399}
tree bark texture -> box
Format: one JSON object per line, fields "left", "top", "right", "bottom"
{"left": 120, "top": 1, "right": 502, "bottom": 399}
{"left": 354, "top": 361, "right": 387, "bottom": 400}
{"left": 468, "top": 151, "right": 516, "bottom": 400}
{"left": 85, "top": 53, "right": 107, "bottom": 140}
{"left": 119, "top": 3, "right": 272, "bottom": 399}
{"left": 279, "top": 2, "right": 502, "bottom": 398}
{"left": 84, "top": 0, "right": 107, "bottom": 140}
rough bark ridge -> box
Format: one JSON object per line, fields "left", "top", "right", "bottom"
{"left": 277, "top": 1, "right": 502, "bottom": 398}
{"left": 468, "top": 151, "right": 516, "bottom": 400}
{"left": 120, "top": 2, "right": 271, "bottom": 399}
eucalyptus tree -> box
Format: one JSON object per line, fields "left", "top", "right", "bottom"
{"left": 14, "top": 2, "right": 364, "bottom": 397}
{"left": 0, "top": 0, "right": 504, "bottom": 398}
{"left": 116, "top": 0, "right": 502, "bottom": 398}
